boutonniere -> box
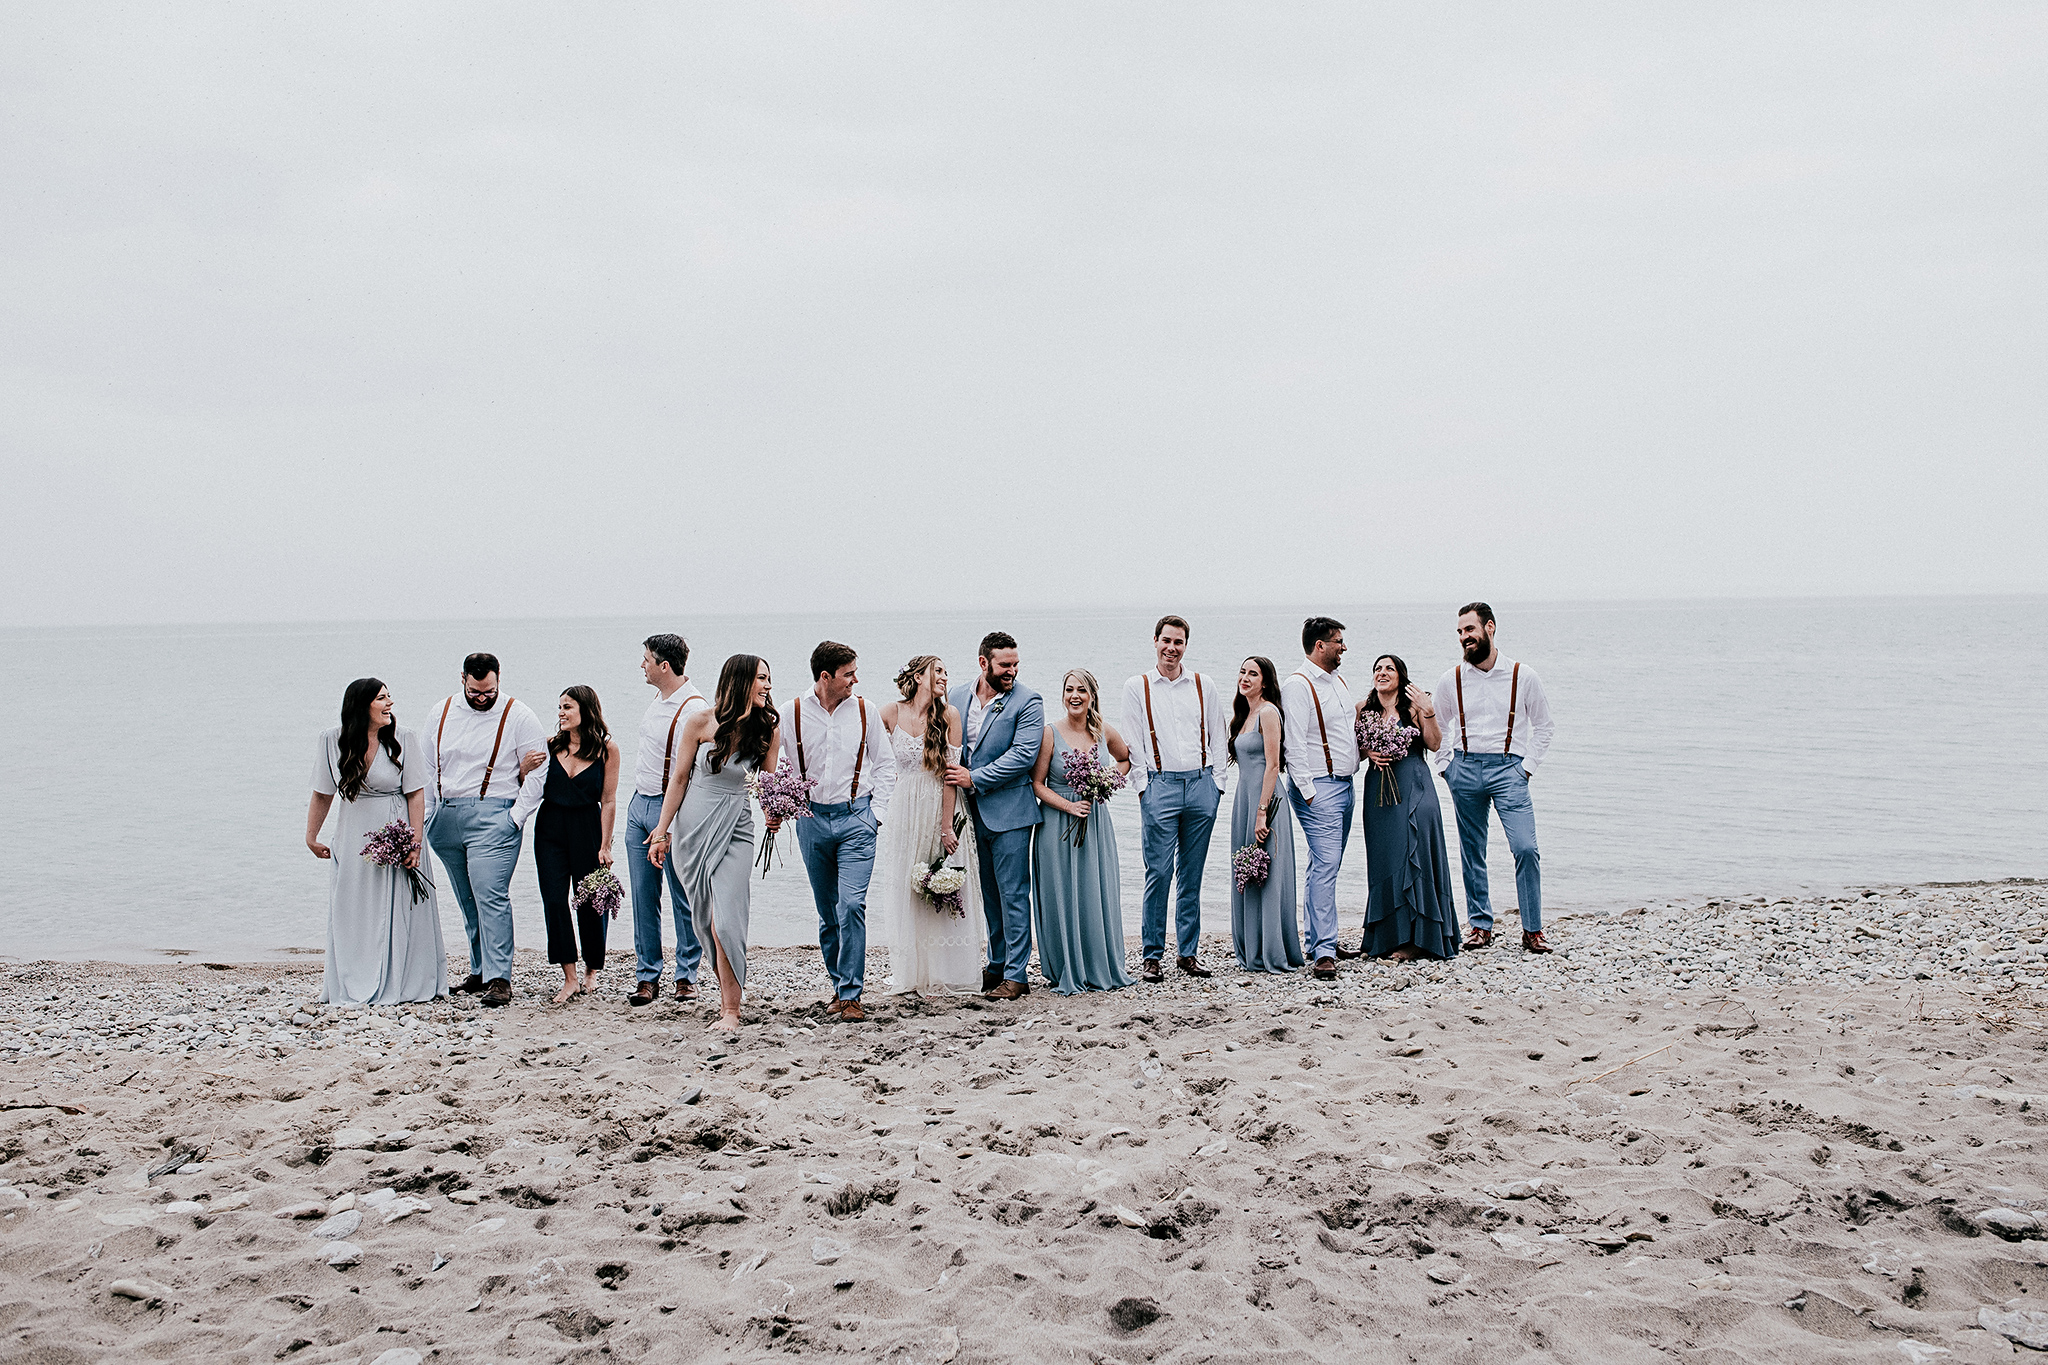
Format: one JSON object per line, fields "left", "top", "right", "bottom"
{"left": 988, "top": 696, "right": 1007, "bottom": 718}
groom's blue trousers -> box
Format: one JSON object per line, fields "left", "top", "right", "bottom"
{"left": 972, "top": 807, "right": 1035, "bottom": 984}
{"left": 795, "top": 796, "right": 876, "bottom": 1001}
{"left": 1446, "top": 751, "right": 1542, "bottom": 933}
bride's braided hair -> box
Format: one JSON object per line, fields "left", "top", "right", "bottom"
{"left": 895, "top": 655, "right": 950, "bottom": 776}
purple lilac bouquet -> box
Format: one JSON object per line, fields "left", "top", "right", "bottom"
{"left": 1232, "top": 844, "right": 1271, "bottom": 891}
{"left": 747, "top": 760, "right": 817, "bottom": 877}
{"left": 1355, "top": 709, "right": 1421, "bottom": 806}
{"left": 911, "top": 853, "right": 967, "bottom": 919}
{"left": 360, "top": 819, "right": 432, "bottom": 904}
{"left": 572, "top": 866, "right": 624, "bottom": 920}
{"left": 1058, "top": 742, "right": 1127, "bottom": 848}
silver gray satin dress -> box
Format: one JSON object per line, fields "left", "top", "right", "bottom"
{"left": 1229, "top": 724, "right": 1303, "bottom": 973}
{"left": 312, "top": 727, "right": 449, "bottom": 1005}
{"left": 674, "top": 745, "right": 757, "bottom": 991}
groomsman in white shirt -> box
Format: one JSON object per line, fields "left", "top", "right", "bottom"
{"left": 1431, "top": 602, "right": 1557, "bottom": 953}
{"left": 1120, "top": 615, "right": 1229, "bottom": 982}
{"left": 1280, "top": 618, "right": 1359, "bottom": 981}
{"left": 421, "top": 653, "right": 548, "bottom": 1008}
{"left": 780, "top": 642, "right": 897, "bottom": 1023}
{"left": 626, "top": 634, "right": 709, "bottom": 1007}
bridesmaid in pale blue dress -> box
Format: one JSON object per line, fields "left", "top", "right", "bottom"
{"left": 1228, "top": 657, "right": 1302, "bottom": 973}
{"left": 306, "top": 678, "right": 448, "bottom": 1005}
{"left": 1030, "top": 669, "right": 1135, "bottom": 994}
{"left": 1356, "top": 653, "right": 1458, "bottom": 961}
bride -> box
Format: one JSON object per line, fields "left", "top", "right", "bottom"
{"left": 877, "top": 655, "right": 987, "bottom": 995}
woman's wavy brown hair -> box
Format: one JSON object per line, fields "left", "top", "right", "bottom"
{"left": 894, "top": 654, "right": 950, "bottom": 776}
{"left": 708, "top": 654, "right": 777, "bottom": 774}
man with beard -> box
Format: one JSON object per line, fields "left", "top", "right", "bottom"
{"left": 946, "top": 632, "right": 1044, "bottom": 1001}
{"left": 422, "top": 653, "right": 549, "bottom": 1006}
{"left": 1431, "top": 603, "right": 1556, "bottom": 953}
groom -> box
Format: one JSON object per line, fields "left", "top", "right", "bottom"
{"left": 945, "top": 631, "right": 1044, "bottom": 1001}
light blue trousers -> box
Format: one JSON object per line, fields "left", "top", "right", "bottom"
{"left": 625, "top": 792, "right": 701, "bottom": 985}
{"left": 974, "top": 811, "right": 1036, "bottom": 984}
{"left": 1139, "top": 769, "right": 1220, "bottom": 961}
{"left": 1288, "top": 775, "right": 1354, "bottom": 960}
{"left": 796, "top": 797, "right": 877, "bottom": 1000}
{"left": 426, "top": 797, "right": 521, "bottom": 982}
{"left": 1447, "top": 751, "right": 1542, "bottom": 932}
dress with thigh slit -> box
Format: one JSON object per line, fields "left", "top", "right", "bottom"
{"left": 672, "top": 744, "right": 757, "bottom": 993}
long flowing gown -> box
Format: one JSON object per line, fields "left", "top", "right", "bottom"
{"left": 1031, "top": 730, "right": 1133, "bottom": 994}
{"left": 313, "top": 727, "right": 448, "bottom": 1005}
{"left": 1229, "top": 720, "right": 1303, "bottom": 973}
{"left": 877, "top": 727, "right": 987, "bottom": 995}
{"left": 1360, "top": 733, "right": 1460, "bottom": 960}
{"left": 673, "top": 744, "right": 757, "bottom": 991}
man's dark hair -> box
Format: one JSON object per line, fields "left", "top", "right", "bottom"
{"left": 1154, "top": 614, "right": 1190, "bottom": 641}
{"left": 463, "top": 652, "right": 500, "bottom": 681}
{"left": 810, "top": 640, "right": 858, "bottom": 680}
{"left": 1300, "top": 617, "right": 1345, "bottom": 654}
{"left": 644, "top": 633, "right": 689, "bottom": 676}
{"left": 979, "top": 631, "right": 1018, "bottom": 659}
{"left": 1458, "top": 601, "right": 1495, "bottom": 626}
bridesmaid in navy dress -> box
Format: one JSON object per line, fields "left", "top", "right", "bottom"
{"left": 519, "top": 686, "right": 622, "bottom": 1005}
{"left": 1356, "top": 654, "right": 1457, "bottom": 961}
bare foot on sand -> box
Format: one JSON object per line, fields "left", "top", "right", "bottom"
{"left": 710, "top": 1012, "right": 741, "bottom": 1032}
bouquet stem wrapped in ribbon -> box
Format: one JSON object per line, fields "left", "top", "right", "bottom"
{"left": 1057, "top": 743, "right": 1126, "bottom": 848}
{"left": 747, "top": 761, "right": 817, "bottom": 878}
{"left": 360, "top": 819, "right": 432, "bottom": 904}
{"left": 572, "top": 866, "right": 624, "bottom": 920}
{"left": 1354, "top": 710, "right": 1421, "bottom": 806}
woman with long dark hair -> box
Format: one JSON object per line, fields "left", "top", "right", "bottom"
{"left": 306, "top": 678, "right": 447, "bottom": 1004}
{"left": 515, "top": 686, "right": 622, "bottom": 1004}
{"left": 1355, "top": 653, "right": 1455, "bottom": 961}
{"left": 1228, "top": 656, "right": 1302, "bottom": 973}
{"left": 648, "top": 655, "right": 781, "bottom": 1031}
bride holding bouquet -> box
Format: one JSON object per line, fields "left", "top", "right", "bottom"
{"left": 876, "top": 656, "right": 986, "bottom": 995}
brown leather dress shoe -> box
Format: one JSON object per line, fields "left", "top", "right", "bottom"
{"left": 627, "top": 981, "right": 657, "bottom": 1007}
{"left": 824, "top": 998, "right": 847, "bottom": 1015}
{"left": 1462, "top": 928, "right": 1494, "bottom": 950}
{"left": 454, "top": 974, "right": 486, "bottom": 995}
{"left": 1141, "top": 959, "right": 1164, "bottom": 983}
{"left": 1312, "top": 957, "right": 1337, "bottom": 981}
{"left": 482, "top": 978, "right": 512, "bottom": 1007}
{"left": 1333, "top": 944, "right": 1363, "bottom": 960}
{"left": 674, "top": 980, "right": 697, "bottom": 1001}
{"left": 838, "top": 1000, "right": 865, "bottom": 1022}
{"left": 1177, "top": 956, "right": 1212, "bottom": 978}
{"left": 982, "top": 966, "right": 1002, "bottom": 994}
{"left": 1522, "top": 931, "right": 1554, "bottom": 954}
{"left": 983, "top": 979, "right": 1027, "bottom": 1000}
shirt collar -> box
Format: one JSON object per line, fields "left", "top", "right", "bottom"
{"left": 1301, "top": 659, "right": 1333, "bottom": 682}
{"left": 1149, "top": 667, "right": 1190, "bottom": 686}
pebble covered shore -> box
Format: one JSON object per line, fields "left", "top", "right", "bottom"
{"left": 3, "top": 879, "right": 2046, "bottom": 1364}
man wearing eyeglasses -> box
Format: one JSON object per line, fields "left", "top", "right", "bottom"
{"left": 421, "top": 652, "right": 548, "bottom": 1007}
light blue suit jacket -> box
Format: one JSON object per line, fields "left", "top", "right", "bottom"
{"left": 949, "top": 681, "right": 1044, "bottom": 833}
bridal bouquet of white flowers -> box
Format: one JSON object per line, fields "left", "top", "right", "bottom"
{"left": 912, "top": 855, "right": 967, "bottom": 919}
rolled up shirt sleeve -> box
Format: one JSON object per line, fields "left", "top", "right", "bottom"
{"left": 1431, "top": 668, "right": 1458, "bottom": 776}
{"left": 1518, "top": 670, "right": 1554, "bottom": 777}
{"left": 1119, "top": 675, "right": 1151, "bottom": 795}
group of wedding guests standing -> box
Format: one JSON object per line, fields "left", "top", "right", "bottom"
{"left": 303, "top": 605, "right": 1554, "bottom": 1025}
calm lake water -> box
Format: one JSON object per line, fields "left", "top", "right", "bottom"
{"left": 2, "top": 596, "right": 2042, "bottom": 961}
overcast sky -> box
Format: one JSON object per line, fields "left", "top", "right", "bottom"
{"left": 3, "top": 3, "right": 2043, "bottom": 627}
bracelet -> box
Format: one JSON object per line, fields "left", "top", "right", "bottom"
{"left": 1420, "top": 710, "right": 1436, "bottom": 718}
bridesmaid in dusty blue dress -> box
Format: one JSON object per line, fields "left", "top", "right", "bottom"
{"left": 1228, "top": 657, "right": 1302, "bottom": 973}
{"left": 1030, "top": 669, "right": 1135, "bottom": 994}
{"left": 306, "top": 678, "right": 448, "bottom": 1005}
{"left": 1356, "top": 653, "right": 1458, "bottom": 961}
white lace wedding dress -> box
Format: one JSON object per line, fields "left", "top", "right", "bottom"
{"left": 876, "top": 726, "right": 987, "bottom": 995}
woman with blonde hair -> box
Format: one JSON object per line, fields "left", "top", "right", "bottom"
{"left": 874, "top": 655, "right": 986, "bottom": 995}
{"left": 1029, "top": 668, "right": 1134, "bottom": 993}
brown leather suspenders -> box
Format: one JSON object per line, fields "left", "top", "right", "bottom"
{"left": 438, "top": 695, "right": 518, "bottom": 798}
{"left": 1455, "top": 663, "right": 1521, "bottom": 754}
{"left": 1292, "top": 672, "right": 1335, "bottom": 776}
{"left": 660, "top": 694, "right": 705, "bottom": 791}
{"left": 1142, "top": 674, "right": 1209, "bottom": 772}
{"left": 793, "top": 695, "right": 869, "bottom": 801}
{"left": 435, "top": 698, "right": 453, "bottom": 800}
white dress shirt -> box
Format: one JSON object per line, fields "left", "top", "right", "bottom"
{"left": 1431, "top": 654, "right": 1554, "bottom": 777}
{"left": 964, "top": 690, "right": 993, "bottom": 753}
{"left": 780, "top": 689, "right": 898, "bottom": 816}
{"left": 420, "top": 694, "right": 548, "bottom": 823}
{"left": 1119, "top": 668, "right": 1229, "bottom": 794}
{"left": 1279, "top": 660, "right": 1359, "bottom": 791}
{"left": 633, "top": 685, "right": 708, "bottom": 798}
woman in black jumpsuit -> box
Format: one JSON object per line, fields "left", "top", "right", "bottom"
{"left": 531, "top": 685, "right": 621, "bottom": 1005}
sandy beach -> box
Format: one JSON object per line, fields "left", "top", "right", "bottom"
{"left": 5, "top": 881, "right": 2048, "bottom": 1363}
